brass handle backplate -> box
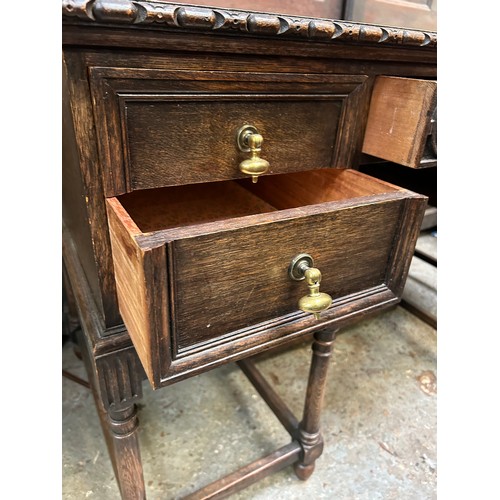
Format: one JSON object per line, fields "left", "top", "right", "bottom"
{"left": 289, "top": 253, "right": 333, "bottom": 320}
{"left": 237, "top": 125, "right": 270, "bottom": 183}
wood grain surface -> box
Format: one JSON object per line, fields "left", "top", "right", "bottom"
{"left": 362, "top": 76, "right": 437, "bottom": 168}
{"left": 125, "top": 97, "right": 342, "bottom": 188}
{"left": 118, "top": 181, "right": 276, "bottom": 232}
{"left": 169, "top": 195, "right": 402, "bottom": 351}
{"left": 64, "top": 52, "right": 123, "bottom": 329}
{"left": 89, "top": 67, "right": 369, "bottom": 195}
{"left": 106, "top": 198, "right": 158, "bottom": 382}
{"left": 243, "top": 168, "right": 399, "bottom": 208}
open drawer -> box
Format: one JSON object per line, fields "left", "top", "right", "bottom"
{"left": 106, "top": 169, "right": 427, "bottom": 388}
{"left": 362, "top": 76, "right": 437, "bottom": 168}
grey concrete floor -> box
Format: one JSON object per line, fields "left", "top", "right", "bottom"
{"left": 62, "top": 305, "right": 436, "bottom": 499}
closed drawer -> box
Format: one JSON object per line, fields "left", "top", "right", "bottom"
{"left": 90, "top": 67, "right": 372, "bottom": 196}
{"left": 106, "top": 170, "right": 426, "bottom": 388}
{"left": 362, "top": 76, "right": 437, "bottom": 168}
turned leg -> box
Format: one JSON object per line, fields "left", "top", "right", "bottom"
{"left": 95, "top": 351, "right": 146, "bottom": 500}
{"left": 106, "top": 405, "right": 145, "bottom": 500}
{"left": 76, "top": 330, "right": 147, "bottom": 499}
{"left": 294, "top": 328, "right": 338, "bottom": 480}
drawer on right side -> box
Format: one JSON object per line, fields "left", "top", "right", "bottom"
{"left": 362, "top": 76, "right": 437, "bottom": 168}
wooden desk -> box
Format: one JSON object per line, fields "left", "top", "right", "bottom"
{"left": 62, "top": 3, "right": 436, "bottom": 498}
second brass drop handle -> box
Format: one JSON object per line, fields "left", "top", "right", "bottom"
{"left": 289, "top": 254, "right": 333, "bottom": 320}
{"left": 236, "top": 125, "right": 270, "bottom": 183}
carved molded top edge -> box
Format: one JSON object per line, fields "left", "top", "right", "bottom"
{"left": 62, "top": 0, "right": 437, "bottom": 48}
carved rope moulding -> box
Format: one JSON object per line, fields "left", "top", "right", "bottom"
{"left": 62, "top": 0, "right": 437, "bottom": 48}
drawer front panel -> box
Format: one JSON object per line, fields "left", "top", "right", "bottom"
{"left": 126, "top": 97, "right": 341, "bottom": 189}
{"left": 170, "top": 199, "right": 401, "bottom": 354}
{"left": 90, "top": 67, "right": 371, "bottom": 195}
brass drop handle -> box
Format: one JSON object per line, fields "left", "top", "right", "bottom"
{"left": 289, "top": 254, "right": 333, "bottom": 320}
{"left": 236, "top": 125, "right": 270, "bottom": 183}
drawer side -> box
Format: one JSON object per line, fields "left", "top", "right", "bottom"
{"left": 106, "top": 198, "right": 163, "bottom": 385}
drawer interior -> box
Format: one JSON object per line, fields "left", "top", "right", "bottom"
{"left": 117, "top": 169, "right": 401, "bottom": 233}
{"left": 115, "top": 181, "right": 276, "bottom": 233}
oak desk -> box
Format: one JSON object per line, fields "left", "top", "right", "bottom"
{"left": 62, "top": 3, "right": 436, "bottom": 498}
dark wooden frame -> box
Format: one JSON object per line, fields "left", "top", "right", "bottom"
{"left": 63, "top": 2, "right": 436, "bottom": 498}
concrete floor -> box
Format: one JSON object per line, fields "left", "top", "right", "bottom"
{"left": 62, "top": 305, "right": 436, "bottom": 499}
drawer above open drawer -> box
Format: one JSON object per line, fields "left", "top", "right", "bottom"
{"left": 106, "top": 169, "right": 427, "bottom": 388}
{"left": 90, "top": 67, "right": 372, "bottom": 196}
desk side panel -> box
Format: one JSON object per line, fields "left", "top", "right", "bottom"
{"left": 63, "top": 51, "right": 123, "bottom": 330}
{"left": 63, "top": 58, "right": 105, "bottom": 323}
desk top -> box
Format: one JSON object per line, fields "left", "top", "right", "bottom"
{"left": 62, "top": 0, "right": 437, "bottom": 52}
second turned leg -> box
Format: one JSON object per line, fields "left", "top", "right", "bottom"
{"left": 106, "top": 405, "right": 145, "bottom": 500}
{"left": 294, "top": 328, "right": 338, "bottom": 480}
